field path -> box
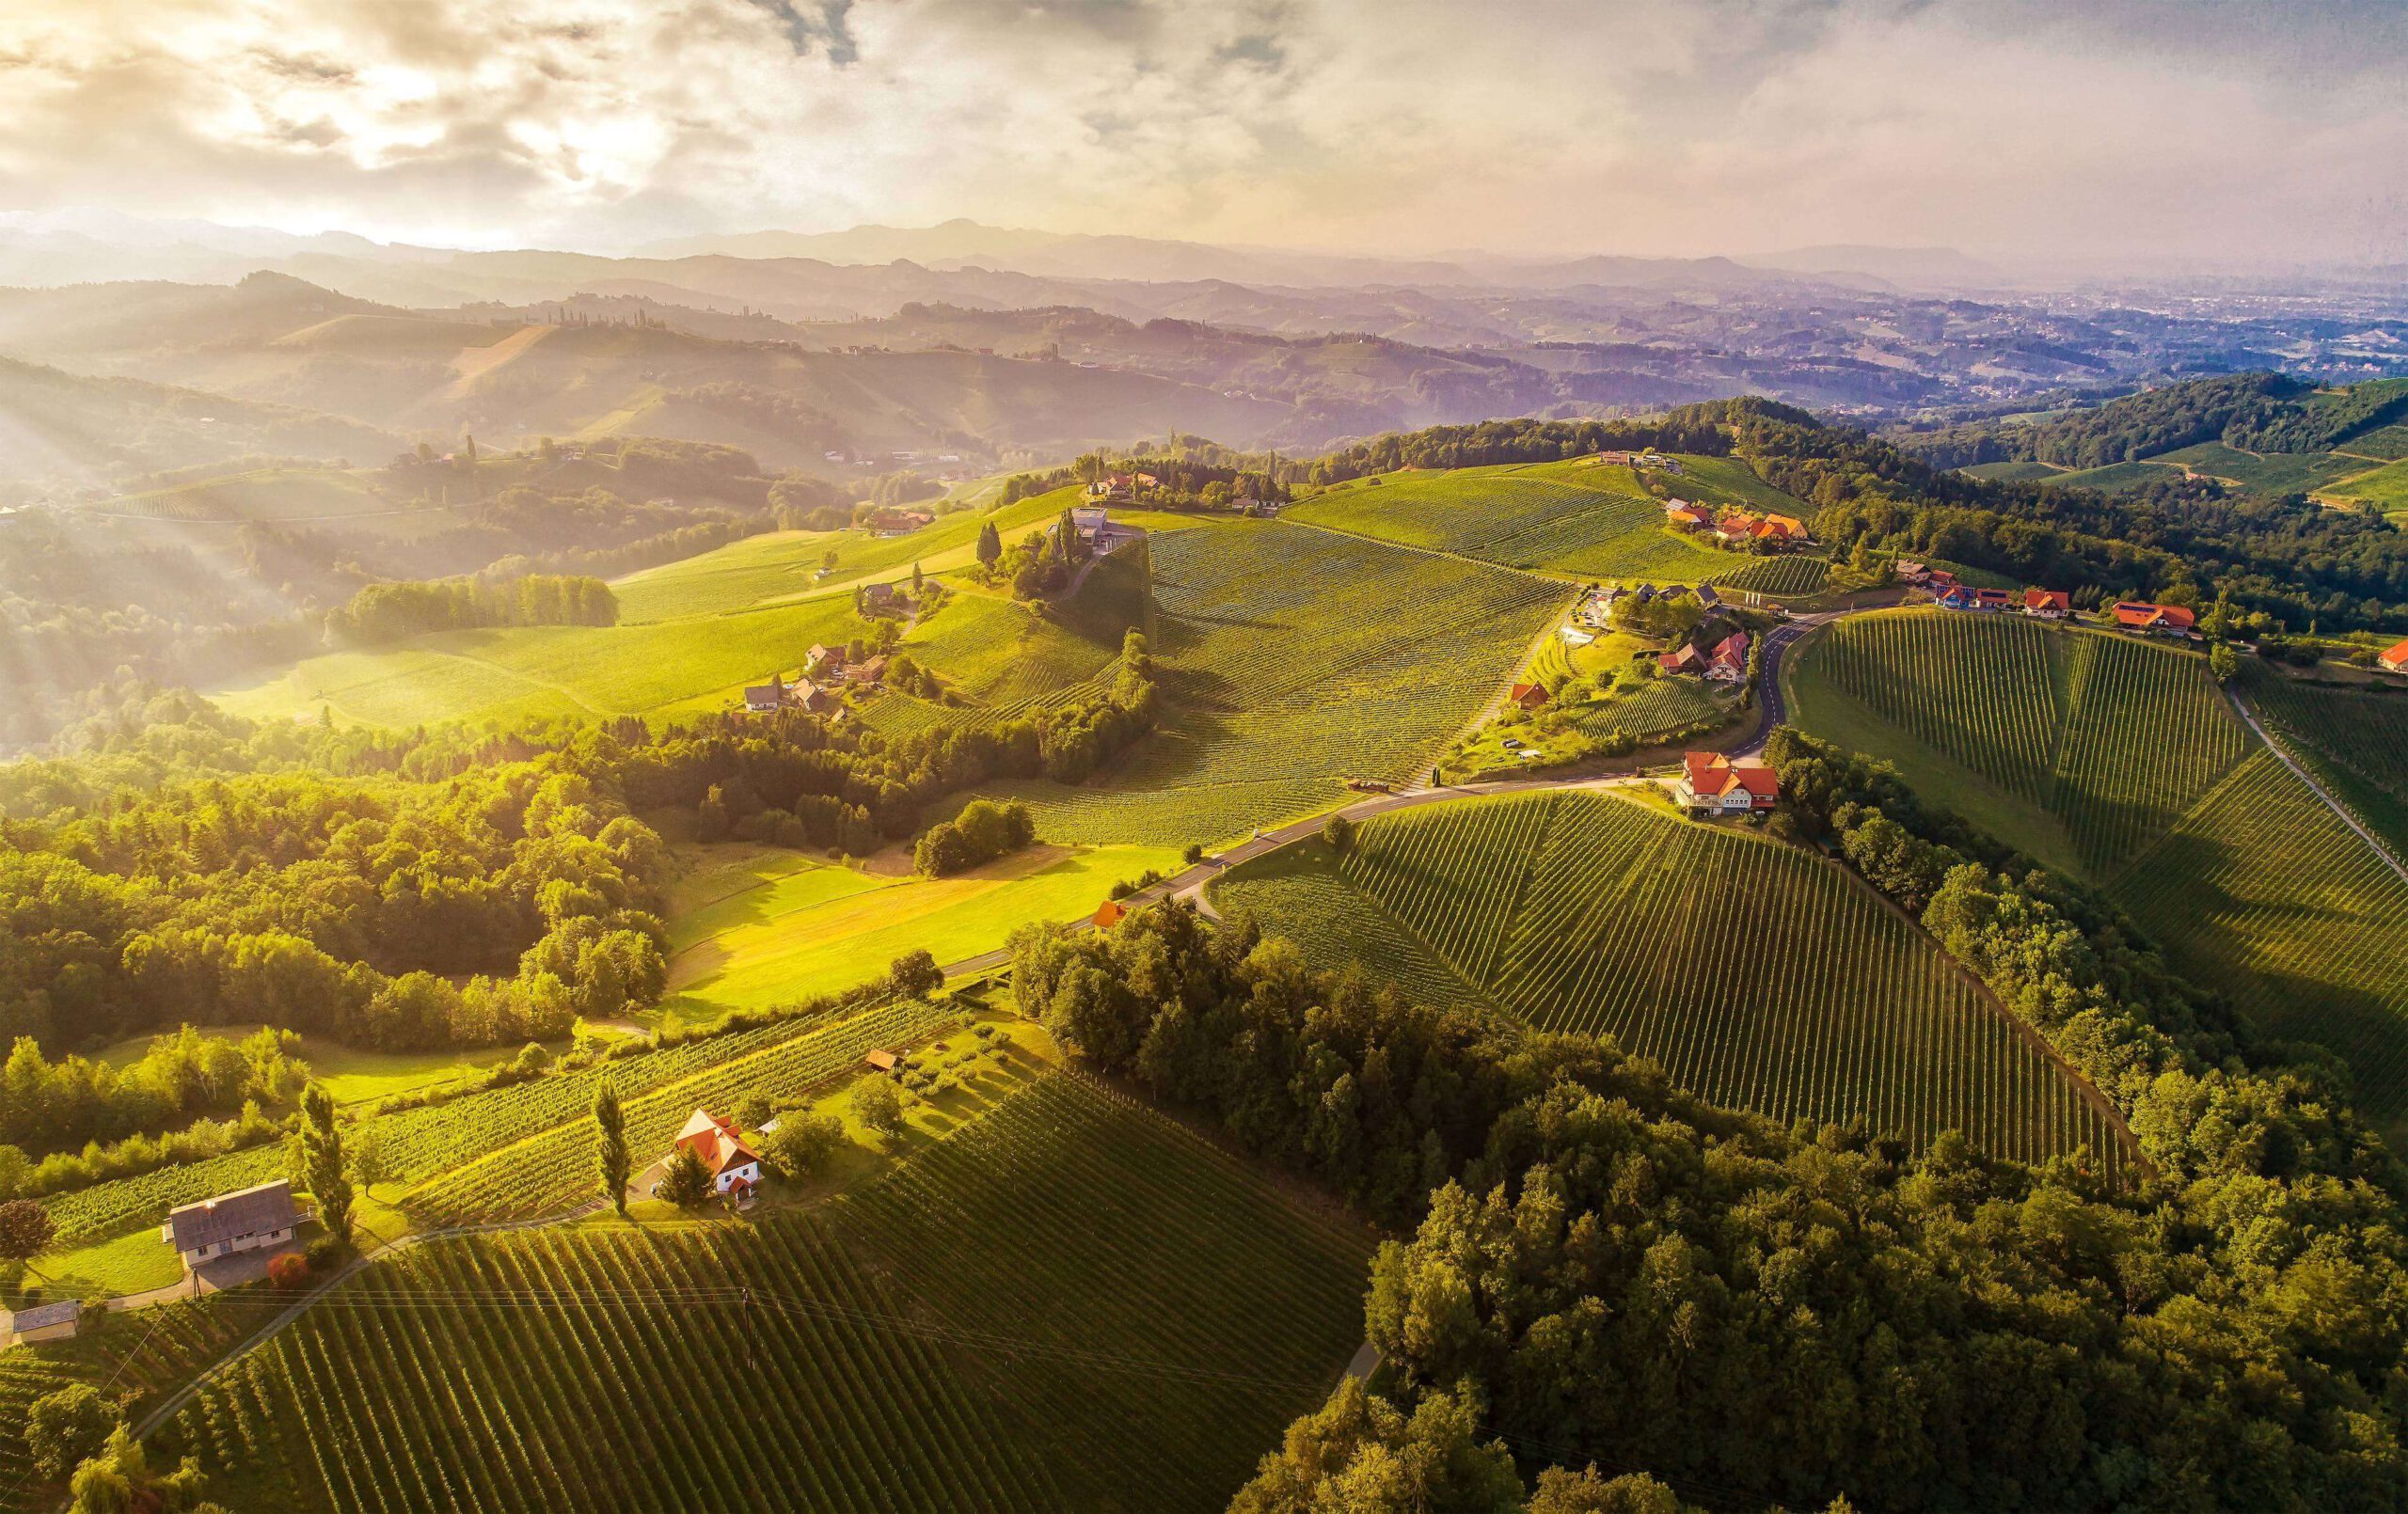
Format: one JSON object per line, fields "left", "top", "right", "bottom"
{"left": 2225, "top": 687, "right": 2408, "bottom": 887}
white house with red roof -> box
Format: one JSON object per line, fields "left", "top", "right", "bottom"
{"left": 2111, "top": 601, "right": 2197, "bottom": 636}
{"left": 1673, "top": 752, "right": 1779, "bottom": 815}
{"left": 2381, "top": 638, "right": 2408, "bottom": 674}
{"left": 674, "top": 1109, "right": 764, "bottom": 1195}
{"left": 1706, "top": 631, "right": 1749, "bottom": 683}
{"left": 2021, "top": 589, "right": 2071, "bottom": 619}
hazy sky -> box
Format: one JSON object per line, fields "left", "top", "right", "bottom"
{"left": 0, "top": 0, "right": 2401, "bottom": 267}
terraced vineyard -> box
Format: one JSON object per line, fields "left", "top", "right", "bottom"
{"left": 405, "top": 999, "right": 960, "bottom": 1224}
{"left": 1289, "top": 462, "right": 1766, "bottom": 580}
{"left": 1794, "top": 610, "right": 2249, "bottom": 875}
{"left": 1215, "top": 791, "right": 2128, "bottom": 1175}
{"left": 2112, "top": 752, "right": 2408, "bottom": 1138}
{"left": 179, "top": 1075, "right": 1370, "bottom": 1514}
{"left": 1714, "top": 555, "right": 1830, "bottom": 596}
{"left": 1560, "top": 678, "right": 1730, "bottom": 744}
{"left": 949, "top": 519, "right": 1566, "bottom": 844}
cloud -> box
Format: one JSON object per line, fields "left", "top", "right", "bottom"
{"left": 0, "top": 0, "right": 2398, "bottom": 267}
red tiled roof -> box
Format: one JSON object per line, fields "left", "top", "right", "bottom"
{"left": 2381, "top": 638, "right": 2408, "bottom": 671}
{"left": 1682, "top": 751, "right": 1779, "bottom": 806}
{"left": 674, "top": 1109, "right": 760, "bottom": 1178}
{"left": 1509, "top": 682, "right": 1549, "bottom": 705}
{"left": 2022, "top": 589, "right": 2071, "bottom": 612}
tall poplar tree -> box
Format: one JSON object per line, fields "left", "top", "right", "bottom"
{"left": 594, "top": 1084, "right": 631, "bottom": 1217}
{"left": 299, "top": 1083, "right": 353, "bottom": 1245}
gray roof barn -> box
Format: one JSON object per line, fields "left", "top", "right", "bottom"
{"left": 166, "top": 1180, "right": 299, "bottom": 1253}
{"left": 5, "top": 1300, "right": 81, "bottom": 1333}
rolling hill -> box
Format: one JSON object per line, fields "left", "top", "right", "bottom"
{"left": 1787, "top": 607, "right": 2408, "bottom": 1139}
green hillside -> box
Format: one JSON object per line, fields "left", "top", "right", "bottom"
{"left": 1284, "top": 455, "right": 1810, "bottom": 584}
{"left": 1789, "top": 610, "right": 2408, "bottom": 1137}
{"left": 175, "top": 1073, "right": 1370, "bottom": 1514}
{"left": 1212, "top": 789, "right": 2128, "bottom": 1175}
{"left": 939, "top": 517, "right": 1570, "bottom": 845}
{"left": 1789, "top": 609, "right": 2249, "bottom": 875}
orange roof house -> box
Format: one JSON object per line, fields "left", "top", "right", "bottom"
{"left": 1665, "top": 504, "right": 1711, "bottom": 529}
{"left": 2022, "top": 589, "right": 2071, "bottom": 617}
{"left": 1508, "top": 682, "right": 1550, "bottom": 709}
{"left": 2380, "top": 638, "right": 2408, "bottom": 673}
{"left": 2111, "top": 601, "right": 2196, "bottom": 633}
{"left": 1673, "top": 752, "right": 1779, "bottom": 813}
{"left": 1092, "top": 900, "right": 1128, "bottom": 929}
{"left": 863, "top": 1049, "right": 899, "bottom": 1073}
{"left": 1761, "top": 513, "right": 1809, "bottom": 541}
{"left": 673, "top": 1109, "right": 763, "bottom": 1194}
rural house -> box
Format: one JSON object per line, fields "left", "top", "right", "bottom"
{"left": 744, "top": 673, "right": 788, "bottom": 713}
{"left": 2111, "top": 601, "right": 2197, "bottom": 636}
{"left": 1508, "top": 682, "right": 1550, "bottom": 709}
{"left": 1093, "top": 900, "right": 1129, "bottom": 929}
{"left": 1664, "top": 502, "right": 1711, "bottom": 530}
{"left": 806, "top": 643, "right": 844, "bottom": 676}
{"left": 1656, "top": 642, "right": 1707, "bottom": 675}
{"left": 2380, "top": 638, "right": 2408, "bottom": 673}
{"left": 1693, "top": 584, "right": 1723, "bottom": 611}
{"left": 4, "top": 1300, "right": 82, "bottom": 1346}
{"left": 1707, "top": 630, "right": 1749, "bottom": 683}
{"left": 1072, "top": 506, "right": 1109, "bottom": 544}
{"left": 673, "top": 1109, "right": 763, "bottom": 1195}
{"left": 1975, "top": 587, "right": 2013, "bottom": 610}
{"left": 1936, "top": 587, "right": 1978, "bottom": 611}
{"left": 2022, "top": 589, "right": 2072, "bottom": 619}
{"left": 1673, "top": 752, "right": 1780, "bottom": 815}
{"left": 846, "top": 654, "right": 889, "bottom": 686}
{"left": 164, "top": 1180, "right": 301, "bottom": 1271}
{"left": 796, "top": 685, "right": 837, "bottom": 715}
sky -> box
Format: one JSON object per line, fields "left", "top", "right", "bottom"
{"left": 0, "top": 0, "right": 2400, "bottom": 270}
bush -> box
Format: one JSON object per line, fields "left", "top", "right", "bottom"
{"left": 1322, "top": 814, "right": 1356, "bottom": 853}
{"left": 25, "top": 1384, "right": 115, "bottom": 1479}
{"left": 655, "top": 1147, "right": 713, "bottom": 1207}
{"left": 1182, "top": 844, "right": 1205, "bottom": 865}
{"left": 760, "top": 1112, "right": 847, "bottom": 1180}
{"left": 306, "top": 1236, "right": 354, "bottom": 1272}
{"left": 267, "top": 1251, "right": 310, "bottom": 1288}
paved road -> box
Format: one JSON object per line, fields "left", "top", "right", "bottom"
{"left": 1734, "top": 609, "right": 1840, "bottom": 757}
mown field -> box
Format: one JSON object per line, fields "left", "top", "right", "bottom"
{"left": 1287, "top": 458, "right": 1777, "bottom": 582}
{"left": 1213, "top": 790, "right": 2127, "bottom": 1175}
{"left": 2147, "top": 441, "right": 2366, "bottom": 497}
{"left": 173, "top": 1074, "right": 1370, "bottom": 1514}
{"left": 1790, "top": 610, "right": 2249, "bottom": 876}
{"left": 661, "top": 841, "right": 1181, "bottom": 1018}
{"left": 941, "top": 518, "right": 1570, "bottom": 845}
{"left": 2320, "top": 456, "right": 2408, "bottom": 513}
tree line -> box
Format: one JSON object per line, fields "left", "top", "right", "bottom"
{"left": 326, "top": 573, "right": 617, "bottom": 644}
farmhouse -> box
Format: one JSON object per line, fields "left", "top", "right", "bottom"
{"left": 1693, "top": 584, "right": 1723, "bottom": 611}
{"left": 1673, "top": 752, "right": 1779, "bottom": 815}
{"left": 1656, "top": 642, "right": 1707, "bottom": 675}
{"left": 4, "top": 1300, "right": 82, "bottom": 1345}
{"left": 163, "top": 1180, "right": 301, "bottom": 1271}
{"left": 795, "top": 685, "right": 837, "bottom": 715}
{"left": 2111, "top": 601, "right": 2197, "bottom": 636}
{"left": 868, "top": 509, "right": 934, "bottom": 536}
{"left": 1936, "top": 587, "right": 1978, "bottom": 611}
{"left": 744, "top": 674, "right": 788, "bottom": 713}
{"left": 1760, "top": 513, "right": 1810, "bottom": 544}
{"left": 863, "top": 582, "right": 898, "bottom": 609}
{"left": 846, "top": 654, "right": 890, "bottom": 686}
{"left": 1093, "top": 900, "right": 1129, "bottom": 929}
{"left": 1072, "top": 506, "right": 1109, "bottom": 544}
{"left": 1664, "top": 502, "right": 1711, "bottom": 530}
{"left": 1508, "top": 682, "right": 1550, "bottom": 709}
{"left": 2022, "top": 589, "right": 2072, "bottom": 619}
{"left": 807, "top": 643, "right": 844, "bottom": 676}
{"left": 1895, "top": 560, "right": 1929, "bottom": 583}
{"left": 1975, "top": 587, "right": 2013, "bottom": 610}
{"left": 2380, "top": 638, "right": 2408, "bottom": 673}
{"left": 1707, "top": 630, "right": 1749, "bottom": 683}
{"left": 673, "top": 1109, "right": 763, "bottom": 1195}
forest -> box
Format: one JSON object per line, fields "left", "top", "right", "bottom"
{"left": 1016, "top": 758, "right": 2408, "bottom": 1510}
{"left": 1898, "top": 371, "right": 2408, "bottom": 468}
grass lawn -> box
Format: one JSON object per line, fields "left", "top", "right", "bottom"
{"left": 663, "top": 843, "right": 1183, "bottom": 1017}
{"left": 10, "top": 1223, "right": 187, "bottom": 1303}
{"left": 2321, "top": 456, "right": 2408, "bottom": 513}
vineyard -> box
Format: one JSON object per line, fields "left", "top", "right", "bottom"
{"left": 176, "top": 1075, "right": 1370, "bottom": 1514}
{"left": 1560, "top": 677, "right": 1731, "bottom": 745}
{"left": 1216, "top": 790, "right": 2129, "bottom": 1175}
{"left": 2235, "top": 662, "right": 2408, "bottom": 858}
{"left": 403, "top": 999, "right": 961, "bottom": 1225}
{"left": 2111, "top": 752, "right": 2408, "bottom": 1139}
{"left": 1714, "top": 555, "right": 1830, "bottom": 596}
{"left": 1793, "top": 610, "right": 2250, "bottom": 876}
{"left": 950, "top": 520, "right": 1566, "bottom": 844}
{"left": 1288, "top": 464, "right": 1764, "bottom": 580}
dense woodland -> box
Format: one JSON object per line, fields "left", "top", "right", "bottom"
{"left": 1899, "top": 371, "right": 2408, "bottom": 468}
{"left": 1019, "top": 749, "right": 2408, "bottom": 1510}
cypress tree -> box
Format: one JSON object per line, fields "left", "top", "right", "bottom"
{"left": 594, "top": 1084, "right": 630, "bottom": 1218}
{"left": 299, "top": 1083, "right": 353, "bottom": 1245}
{"left": 976, "top": 520, "right": 1003, "bottom": 568}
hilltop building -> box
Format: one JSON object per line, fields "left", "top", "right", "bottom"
{"left": 2111, "top": 601, "right": 2197, "bottom": 636}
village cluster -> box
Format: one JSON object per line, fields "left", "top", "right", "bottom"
{"left": 1893, "top": 560, "right": 2198, "bottom": 637}
{"left": 1659, "top": 497, "right": 1812, "bottom": 551}
{"left": 745, "top": 638, "right": 892, "bottom": 715}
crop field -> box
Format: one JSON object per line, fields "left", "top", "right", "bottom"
{"left": 947, "top": 520, "right": 1566, "bottom": 844}
{"left": 1671, "top": 453, "right": 1814, "bottom": 513}
{"left": 2320, "top": 457, "right": 2408, "bottom": 512}
{"left": 2148, "top": 441, "right": 2364, "bottom": 497}
{"left": 182, "top": 1074, "right": 1370, "bottom": 1514}
{"left": 1793, "top": 610, "right": 2249, "bottom": 876}
{"left": 2112, "top": 753, "right": 2408, "bottom": 1139}
{"left": 2236, "top": 664, "right": 2408, "bottom": 858}
{"left": 1714, "top": 555, "right": 1830, "bottom": 595}
{"left": 1561, "top": 677, "right": 1731, "bottom": 744}
{"left": 404, "top": 998, "right": 962, "bottom": 1225}
{"left": 665, "top": 843, "right": 1181, "bottom": 1014}
{"left": 1289, "top": 464, "right": 1760, "bottom": 580}
{"left": 1219, "top": 791, "right": 2127, "bottom": 1174}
